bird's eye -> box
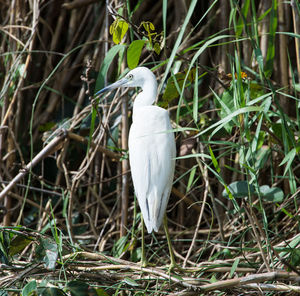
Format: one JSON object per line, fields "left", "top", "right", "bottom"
{"left": 128, "top": 74, "right": 133, "bottom": 79}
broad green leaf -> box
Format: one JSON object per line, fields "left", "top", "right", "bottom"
{"left": 9, "top": 234, "right": 34, "bottom": 256}
{"left": 110, "top": 19, "right": 129, "bottom": 44}
{"left": 222, "top": 181, "right": 255, "bottom": 198}
{"left": 22, "top": 280, "right": 37, "bottom": 296}
{"left": 131, "top": 246, "right": 142, "bottom": 263}
{"left": 161, "top": 69, "right": 195, "bottom": 107}
{"left": 35, "top": 238, "right": 58, "bottom": 270}
{"left": 66, "top": 281, "right": 91, "bottom": 296}
{"left": 95, "top": 44, "right": 126, "bottom": 92}
{"left": 260, "top": 185, "right": 284, "bottom": 203}
{"left": 37, "top": 287, "right": 65, "bottom": 296}
{"left": 127, "top": 40, "right": 146, "bottom": 69}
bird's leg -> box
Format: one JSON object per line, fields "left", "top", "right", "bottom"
{"left": 163, "top": 214, "right": 178, "bottom": 272}
{"left": 141, "top": 217, "right": 147, "bottom": 267}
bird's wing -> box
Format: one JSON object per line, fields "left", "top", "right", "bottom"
{"left": 129, "top": 106, "right": 176, "bottom": 233}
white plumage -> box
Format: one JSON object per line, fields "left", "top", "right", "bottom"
{"left": 96, "top": 67, "right": 176, "bottom": 233}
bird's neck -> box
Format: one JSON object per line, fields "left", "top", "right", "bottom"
{"left": 133, "top": 80, "right": 157, "bottom": 110}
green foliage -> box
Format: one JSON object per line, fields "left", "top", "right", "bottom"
{"left": 259, "top": 185, "right": 284, "bottom": 203}
{"left": 0, "top": 230, "right": 10, "bottom": 264}
{"left": 222, "top": 181, "right": 255, "bottom": 198}
{"left": 106, "top": 18, "right": 163, "bottom": 72}
{"left": 161, "top": 69, "right": 196, "bottom": 108}
{"left": 112, "top": 235, "right": 130, "bottom": 257}
{"left": 110, "top": 18, "right": 129, "bottom": 45}
{"left": 222, "top": 181, "right": 284, "bottom": 203}
{"left": 127, "top": 40, "right": 146, "bottom": 69}
{"left": 140, "top": 21, "right": 162, "bottom": 55}
{"left": 9, "top": 233, "right": 33, "bottom": 256}
{"left": 21, "top": 280, "right": 102, "bottom": 296}
{"left": 265, "top": 0, "right": 278, "bottom": 78}
{"left": 22, "top": 280, "right": 37, "bottom": 296}
{"left": 35, "top": 237, "right": 58, "bottom": 270}
{"left": 95, "top": 44, "right": 126, "bottom": 92}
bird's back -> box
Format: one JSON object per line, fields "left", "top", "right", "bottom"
{"left": 129, "top": 105, "right": 176, "bottom": 233}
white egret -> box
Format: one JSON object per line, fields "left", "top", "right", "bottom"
{"left": 96, "top": 67, "right": 176, "bottom": 267}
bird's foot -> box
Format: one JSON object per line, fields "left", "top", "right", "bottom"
{"left": 168, "top": 259, "right": 185, "bottom": 274}
{"left": 141, "top": 258, "right": 147, "bottom": 268}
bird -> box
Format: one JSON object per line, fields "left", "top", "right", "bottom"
{"left": 95, "top": 67, "right": 176, "bottom": 267}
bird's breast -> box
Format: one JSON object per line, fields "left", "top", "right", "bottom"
{"left": 131, "top": 106, "right": 171, "bottom": 134}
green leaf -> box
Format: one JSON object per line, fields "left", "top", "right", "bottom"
{"left": 110, "top": 19, "right": 128, "bottom": 44}
{"left": 265, "top": 0, "right": 278, "bottom": 78}
{"left": 213, "top": 87, "right": 235, "bottom": 133}
{"left": 187, "top": 166, "right": 197, "bottom": 192}
{"left": 289, "top": 249, "right": 300, "bottom": 268}
{"left": 196, "top": 106, "right": 262, "bottom": 139}
{"left": 9, "top": 234, "right": 34, "bottom": 256}
{"left": 161, "top": 69, "right": 195, "bottom": 107}
{"left": 66, "top": 281, "right": 90, "bottom": 296}
{"left": 230, "top": 258, "right": 240, "bottom": 277}
{"left": 37, "top": 287, "right": 65, "bottom": 296}
{"left": 94, "top": 288, "right": 109, "bottom": 296}
{"left": 122, "top": 277, "right": 139, "bottom": 287}
{"left": 294, "top": 83, "right": 300, "bottom": 92}
{"left": 222, "top": 181, "right": 255, "bottom": 198}
{"left": 193, "top": 66, "right": 199, "bottom": 123}
{"left": 153, "top": 42, "right": 161, "bottom": 55}
{"left": 209, "top": 145, "right": 220, "bottom": 173}
{"left": 35, "top": 238, "right": 58, "bottom": 270}
{"left": 0, "top": 289, "right": 8, "bottom": 296}
{"left": 22, "top": 280, "right": 37, "bottom": 296}
{"left": 279, "top": 147, "right": 297, "bottom": 176}
{"left": 160, "top": 0, "right": 198, "bottom": 91}
{"left": 254, "top": 48, "right": 264, "bottom": 73}
{"left": 235, "top": 0, "right": 250, "bottom": 37}
{"left": 127, "top": 40, "right": 146, "bottom": 69}
{"left": 279, "top": 235, "right": 300, "bottom": 258}
{"left": 0, "top": 231, "right": 10, "bottom": 264}
{"left": 95, "top": 44, "right": 126, "bottom": 92}
{"left": 112, "top": 236, "right": 128, "bottom": 257}
{"left": 260, "top": 185, "right": 284, "bottom": 203}
{"left": 210, "top": 274, "right": 217, "bottom": 283}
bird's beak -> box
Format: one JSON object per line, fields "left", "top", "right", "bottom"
{"left": 95, "top": 77, "right": 129, "bottom": 96}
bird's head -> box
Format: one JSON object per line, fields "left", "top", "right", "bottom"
{"left": 95, "top": 67, "right": 156, "bottom": 96}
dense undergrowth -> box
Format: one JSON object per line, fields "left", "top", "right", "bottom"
{"left": 0, "top": 0, "right": 300, "bottom": 295}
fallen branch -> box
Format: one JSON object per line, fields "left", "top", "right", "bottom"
{"left": 0, "top": 130, "right": 68, "bottom": 200}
